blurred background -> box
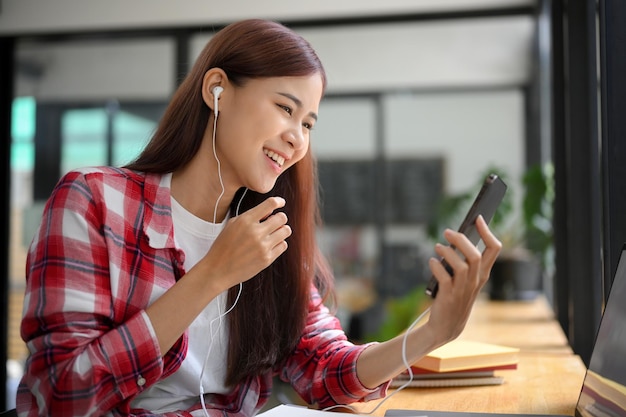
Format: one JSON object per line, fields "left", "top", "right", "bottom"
{"left": 1, "top": 0, "right": 625, "bottom": 410}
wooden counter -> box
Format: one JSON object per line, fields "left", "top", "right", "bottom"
{"left": 353, "top": 354, "right": 585, "bottom": 416}
{"left": 458, "top": 295, "right": 573, "bottom": 354}
{"left": 351, "top": 295, "right": 587, "bottom": 416}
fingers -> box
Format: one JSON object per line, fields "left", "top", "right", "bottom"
{"left": 433, "top": 241, "right": 478, "bottom": 296}
{"left": 239, "top": 196, "right": 292, "bottom": 258}
{"left": 256, "top": 200, "right": 292, "bottom": 249}
{"left": 268, "top": 221, "right": 292, "bottom": 254}
{"left": 438, "top": 230, "right": 480, "bottom": 274}
{"left": 425, "top": 217, "right": 502, "bottom": 342}
{"left": 428, "top": 256, "right": 453, "bottom": 294}
{"left": 244, "top": 196, "right": 286, "bottom": 222}
{"left": 476, "top": 215, "right": 503, "bottom": 267}
{"left": 236, "top": 195, "right": 290, "bottom": 237}
{"left": 433, "top": 216, "right": 501, "bottom": 294}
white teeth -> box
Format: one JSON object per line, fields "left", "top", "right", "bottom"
{"left": 264, "top": 149, "right": 285, "bottom": 167}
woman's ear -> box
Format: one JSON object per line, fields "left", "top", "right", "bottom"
{"left": 202, "top": 68, "right": 229, "bottom": 112}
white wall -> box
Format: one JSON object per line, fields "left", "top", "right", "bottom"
{"left": 384, "top": 90, "right": 524, "bottom": 195}
{"left": 297, "top": 18, "right": 532, "bottom": 92}
{"left": 312, "top": 99, "right": 378, "bottom": 159}
{"left": 16, "top": 39, "right": 175, "bottom": 101}
{"left": 0, "top": 0, "right": 535, "bottom": 35}
{"left": 190, "top": 17, "right": 534, "bottom": 93}
{"left": 18, "top": 16, "right": 533, "bottom": 99}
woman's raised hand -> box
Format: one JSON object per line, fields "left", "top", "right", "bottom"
{"left": 425, "top": 215, "right": 503, "bottom": 344}
{"left": 198, "top": 196, "right": 292, "bottom": 292}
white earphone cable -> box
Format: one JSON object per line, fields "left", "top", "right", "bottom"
{"left": 199, "top": 108, "right": 247, "bottom": 415}
{"left": 320, "top": 305, "right": 432, "bottom": 415}
{"left": 211, "top": 107, "right": 225, "bottom": 226}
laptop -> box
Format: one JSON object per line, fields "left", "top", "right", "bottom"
{"left": 386, "top": 245, "right": 626, "bottom": 417}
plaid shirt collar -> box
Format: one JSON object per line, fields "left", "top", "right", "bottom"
{"left": 141, "top": 171, "right": 178, "bottom": 251}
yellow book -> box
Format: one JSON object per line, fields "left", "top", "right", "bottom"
{"left": 413, "top": 340, "right": 519, "bottom": 373}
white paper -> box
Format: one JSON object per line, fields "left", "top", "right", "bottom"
{"left": 257, "top": 404, "right": 368, "bottom": 416}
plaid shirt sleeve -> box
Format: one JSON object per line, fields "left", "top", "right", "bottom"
{"left": 280, "top": 287, "right": 390, "bottom": 408}
{"left": 17, "top": 169, "right": 185, "bottom": 417}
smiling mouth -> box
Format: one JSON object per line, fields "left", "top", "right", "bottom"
{"left": 264, "top": 149, "right": 285, "bottom": 168}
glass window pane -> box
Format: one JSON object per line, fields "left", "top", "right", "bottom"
{"left": 384, "top": 90, "right": 525, "bottom": 195}
{"left": 61, "top": 108, "right": 107, "bottom": 173}
{"left": 11, "top": 96, "right": 35, "bottom": 172}
{"left": 113, "top": 106, "right": 163, "bottom": 166}
{"left": 8, "top": 97, "right": 37, "bottom": 407}
{"left": 312, "top": 97, "right": 377, "bottom": 159}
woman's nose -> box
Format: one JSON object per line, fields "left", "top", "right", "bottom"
{"left": 283, "top": 127, "right": 307, "bottom": 151}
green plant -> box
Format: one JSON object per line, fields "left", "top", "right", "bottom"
{"left": 367, "top": 164, "right": 555, "bottom": 338}
{"left": 520, "top": 163, "right": 554, "bottom": 270}
{"left": 363, "top": 285, "right": 429, "bottom": 342}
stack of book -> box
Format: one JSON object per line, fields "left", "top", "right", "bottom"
{"left": 577, "top": 370, "right": 626, "bottom": 416}
{"left": 391, "top": 339, "right": 519, "bottom": 388}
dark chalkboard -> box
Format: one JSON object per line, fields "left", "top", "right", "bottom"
{"left": 318, "top": 160, "right": 376, "bottom": 224}
{"left": 317, "top": 158, "right": 443, "bottom": 225}
{"left": 384, "top": 158, "right": 444, "bottom": 224}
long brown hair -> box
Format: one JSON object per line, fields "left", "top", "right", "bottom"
{"left": 125, "top": 19, "right": 333, "bottom": 386}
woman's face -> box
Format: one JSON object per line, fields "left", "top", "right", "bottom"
{"left": 213, "top": 73, "right": 324, "bottom": 194}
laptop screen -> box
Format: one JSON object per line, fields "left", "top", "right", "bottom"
{"left": 576, "top": 246, "right": 626, "bottom": 417}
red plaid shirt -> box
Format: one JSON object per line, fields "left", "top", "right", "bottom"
{"left": 17, "top": 167, "right": 388, "bottom": 417}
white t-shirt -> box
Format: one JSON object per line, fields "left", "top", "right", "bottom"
{"left": 131, "top": 174, "right": 230, "bottom": 413}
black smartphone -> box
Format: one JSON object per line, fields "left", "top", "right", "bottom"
{"left": 425, "top": 173, "right": 508, "bottom": 298}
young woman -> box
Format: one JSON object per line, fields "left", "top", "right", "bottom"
{"left": 17, "top": 19, "right": 502, "bottom": 417}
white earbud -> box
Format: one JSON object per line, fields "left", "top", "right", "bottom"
{"left": 213, "top": 86, "right": 224, "bottom": 117}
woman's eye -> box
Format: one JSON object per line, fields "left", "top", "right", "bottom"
{"left": 303, "top": 122, "right": 314, "bottom": 131}
{"left": 278, "top": 104, "right": 292, "bottom": 115}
